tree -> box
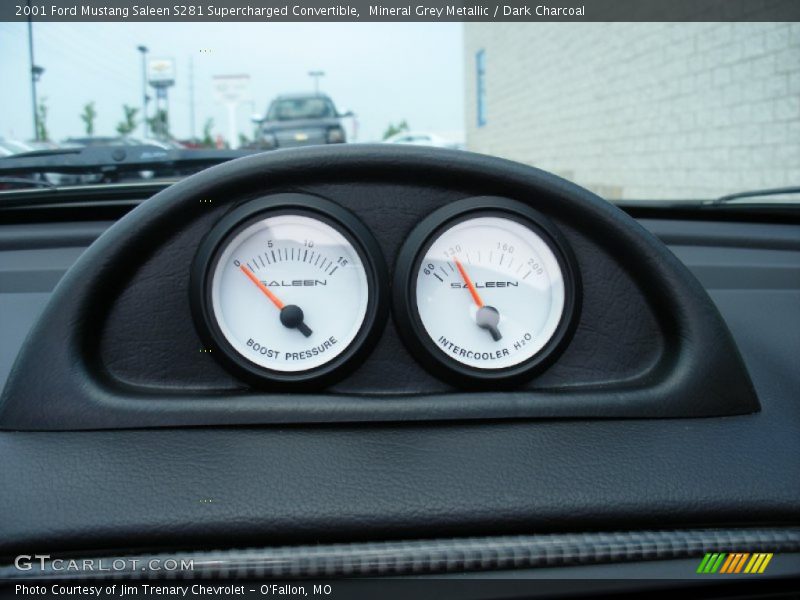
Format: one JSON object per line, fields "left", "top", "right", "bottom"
{"left": 382, "top": 119, "right": 409, "bottom": 140}
{"left": 201, "top": 118, "right": 214, "bottom": 147}
{"left": 116, "top": 105, "right": 139, "bottom": 136}
{"left": 36, "top": 97, "right": 49, "bottom": 141}
{"left": 80, "top": 102, "right": 97, "bottom": 136}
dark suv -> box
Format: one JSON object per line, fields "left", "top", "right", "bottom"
{"left": 252, "top": 93, "right": 352, "bottom": 150}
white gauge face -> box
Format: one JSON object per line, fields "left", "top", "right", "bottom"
{"left": 415, "top": 216, "right": 566, "bottom": 370}
{"left": 210, "top": 214, "right": 369, "bottom": 372}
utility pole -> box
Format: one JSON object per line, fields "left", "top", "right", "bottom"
{"left": 27, "top": 2, "right": 44, "bottom": 141}
{"left": 189, "top": 56, "right": 196, "bottom": 141}
{"left": 308, "top": 70, "right": 325, "bottom": 95}
{"left": 137, "top": 45, "right": 149, "bottom": 138}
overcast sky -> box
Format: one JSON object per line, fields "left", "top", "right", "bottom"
{"left": 0, "top": 22, "right": 464, "bottom": 144}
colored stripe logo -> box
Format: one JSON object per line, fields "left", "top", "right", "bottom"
{"left": 696, "top": 553, "right": 773, "bottom": 574}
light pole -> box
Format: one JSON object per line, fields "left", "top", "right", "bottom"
{"left": 308, "top": 70, "right": 325, "bottom": 95}
{"left": 27, "top": 5, "right": 44, "bottom": 141}
{"left": 137, "top": 45, "right": 149, "bottom": 137}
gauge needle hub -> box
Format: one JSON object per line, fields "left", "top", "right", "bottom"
{"left": 476, "top": 306, "right": 502, "bottom": 341}
{"left": 280, "top": 305, "right": 313, "bottom": 338}
{"left": 239, "top": 264, "right": 313, "bottom": 337}
{"left": 453, "top": 258, "right": 502, "bottom": 341}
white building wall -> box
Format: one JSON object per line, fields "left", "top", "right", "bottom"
{"left": 464, "top": 23, "right": 800, "bottom": 200}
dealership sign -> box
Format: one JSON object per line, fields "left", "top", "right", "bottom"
{"left": 212, "top": 74, "right": 252, "bottom": 104}
{"left": 148, "top": 57, "right": 175, "bottom": 87}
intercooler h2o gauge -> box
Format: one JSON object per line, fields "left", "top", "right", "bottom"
{"left": 190, "top": 193, "right": 389, "bottom": 388}
{"left": 393, "top": 197, "right": 581, "bottom": 386}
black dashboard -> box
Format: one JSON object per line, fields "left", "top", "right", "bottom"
{"left": 0, "top": 146, "right": 798, "bottom": 587}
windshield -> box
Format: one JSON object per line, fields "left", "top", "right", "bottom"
{"left": 0, "top": 20, "right": 798, "bottom": 202}
{"left": 266, "top": 97, "right": 337, "bottom": 121}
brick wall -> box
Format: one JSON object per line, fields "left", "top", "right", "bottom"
{"left": 464, "top": 23, "right": 800, "bottom": 200}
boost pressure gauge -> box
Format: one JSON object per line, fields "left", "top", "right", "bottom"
{"left": 393, "top": 197, "right": 580, "bottom": 386}
{"left": 191, "top": 194, "right": 388, "bottom": 387}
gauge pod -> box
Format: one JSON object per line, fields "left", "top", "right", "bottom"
{"left": 393, "top": 196, "right": 581, "bottom": 386}
{"left": 191, "top": 193, "right": 389, "bottom": 388}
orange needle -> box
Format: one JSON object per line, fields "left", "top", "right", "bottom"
{"left": 239, "top": 264, "right": 284, "bottom": 310}
{"left": 454, "top": 258, "right": 484, "bottom": 308}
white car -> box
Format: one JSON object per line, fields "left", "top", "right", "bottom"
{"left": 383, "top": 131, "right": 463, "bottom": 149}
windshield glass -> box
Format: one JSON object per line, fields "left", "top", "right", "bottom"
{"left": 0, "top": 21, "right": 798, "bottom": 201}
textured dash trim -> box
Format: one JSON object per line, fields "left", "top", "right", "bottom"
{"left": 2, "top": 527, "right": 799, "bottom": 580}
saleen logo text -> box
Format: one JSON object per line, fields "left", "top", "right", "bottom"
{"left": 450, "top": 281, "right": 519, "bottom": 288}
{"left": 261, "top": 279, "right": 328, "bottom": 287}
{"left": 14, "top": 555, "right": 194, "bottom": 572}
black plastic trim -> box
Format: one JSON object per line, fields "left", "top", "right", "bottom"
{"left": 2, "top": 528, "right": 798, "bottom": 581}
{"left": 0, "top": 145, "right": 760, "bottom": 430}
{"left": 3, "top": 181, "right": 800, "bottom": 225}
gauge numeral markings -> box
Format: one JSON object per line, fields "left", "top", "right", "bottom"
{"left": 244, "top": 247, "right": 338, "bottom": 275}
{"left": 421, "top": 245, "right": 547, "bottom": 345}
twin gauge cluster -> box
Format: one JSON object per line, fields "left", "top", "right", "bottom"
{"left": 191, "top": 194, "right": 580, "bottom": 388}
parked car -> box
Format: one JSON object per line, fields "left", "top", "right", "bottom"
{"left": 24, "top": 140, "right": 62, "bottom": 151}
{"left": 62, "top": 136, "right": 133, "bottom": 147}
{"left": 251, "top": 93, "right": 352, "bottom": 150}
{"left": 0, "top": 138, "right": 34, "bottom": 157}
{"left": 383, "top": 131, "right": 463, "bottom": 149}
{"left": 130, "top": 137, "right": 186, "bottom": 150}
{"left": 62, "top": 136, "right": 184, "bottom": 149}
{"left": 0, "top": 138, "right": 63, "bottom": 188}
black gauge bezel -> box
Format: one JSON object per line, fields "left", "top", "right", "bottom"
{"left": 393, "top": 196, "right": 581, "bottom": 387}
{"left": 190, "top": 193, "right": 389, "bottom": 389}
